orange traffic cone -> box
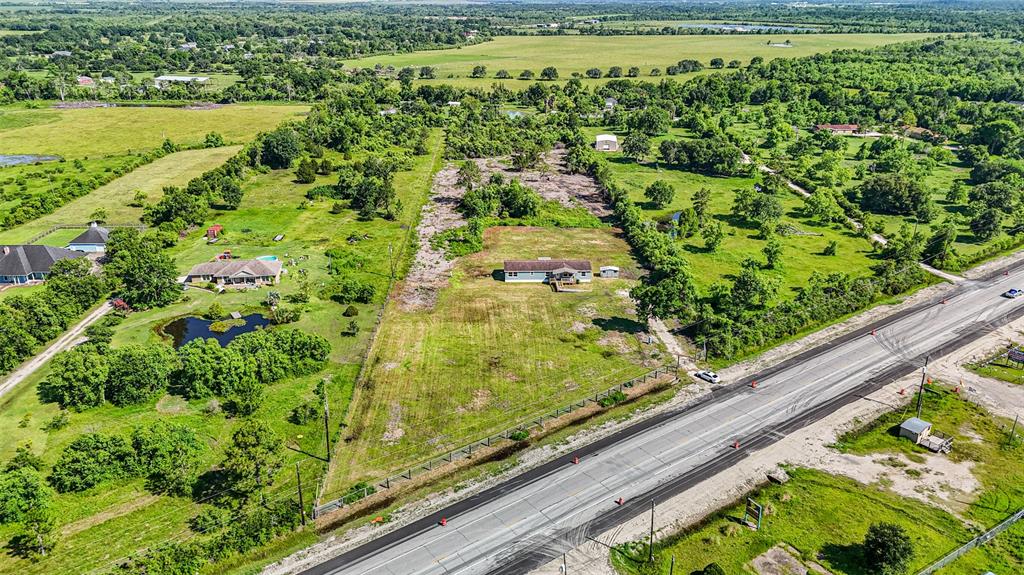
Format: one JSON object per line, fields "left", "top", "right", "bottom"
{"left": 440, "top": 517, "right": 447, "bottom": 527}
{"left": 572, "top": 456, "right": 579, "bottom": 465}
{"left": 733, "top": 440, "right": 740, "bottom": 449}
{"left": 615, "top": 497, "right": 624, "bottom": 506}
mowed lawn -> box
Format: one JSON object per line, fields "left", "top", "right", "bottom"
{"left": 0, "top": 146, "right": 242, "bottom": 244}
{"left": 344, "top": 33, "right": 936, "bottom": 88}
{"left": 0, "top": 103, "right": 308, "bottom": 156}
{"left": 330, "top": 226, "right": 658, "bottom": 490}
{"left": 598, "top": 155, "right": 878, "bottom": 297}
{"left": 0, "top": 132, "right": 444, "bottom": 575}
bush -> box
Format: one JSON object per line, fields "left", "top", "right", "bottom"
{"left": 509, "top": 429, "right": 530, "bottom": 442}
{"left": 598, "top": 390, "right": 628, "bottom": 408}
{"left": 342, "top": 305, "right": 359, "bottom": 317}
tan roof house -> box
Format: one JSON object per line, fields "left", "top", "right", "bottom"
{"left": 185, "top": 259, "right": 282, "bottom": 287}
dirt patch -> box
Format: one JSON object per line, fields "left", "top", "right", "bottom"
{"left": 182, "top": 102, "right": 224, "bottom": 110}
{"left": 382, "top": 402, "right": 404, "bottom": 445}
{"left": 477, "top": 148, "right": 612, "bottom": 218}
{"left": 456, "top": 389, "right": 493, "bottom": 413}
{"left": 155, "top": 394, "right": 189, "bottom": 414}
{"left": 61, "top": 494, "right": 160, "bottom": 537}
{"left": 397, "top": 163, "right": 468, "bottom": 310}
{"left": 51, "top": 100, "right": 116, "bottom": 109}
{"left": 598, "top": 331, "right": 632, "bottom": 355}
{"left": 751, "top": 545, "right": 809, "bottom": 575}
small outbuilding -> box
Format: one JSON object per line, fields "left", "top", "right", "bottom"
{"left": 599, "top": 265, "right": 620, "bottom": 278}
{"left": 899, "top": 417, "right": 932, "bottom": 444}
{"left": 207, "top": 225, "right": 223, "bottom": 240}
{"left": 67, "top": 222, "right": 110, "bottom": 253}
{"left": 595, "top": 134, "right": 619, "bottom": 152}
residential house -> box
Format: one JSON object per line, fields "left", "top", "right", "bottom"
{"left": 49, "top": 50, "right": 72, "bottom": 58}
{"left": 604, "top": 97, "right": 617, "bottom": 111}
{"left": 814, "top": 123, "right": 860, "bottom": 135}
{"left": 185, "top": 259, "right": 282, "bottom": 287}
{"left": 179, "top": 42, "right": 198, "bottom": 51}
{"left": 0, "top": 245, "right": 84, "bottom": 284}
{"left": 904, "top": 126, "right": 945, "bottom": 143}
{"left": 67, "top": 222, "right": 110, "bottom": 253}
{"left": 154, "top": 75, "right": 209, "bottom": 89}
{"left": 77, "top": 75, "right": 95, "bottom": 87}
{"left": 503, "top": 259, "right": 592, "bottom": 283}
{"left": 595, "top": 134, "right": 619, "bottom": 152}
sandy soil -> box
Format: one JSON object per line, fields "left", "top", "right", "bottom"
{"left": 479, "top": 148, "right": 612, "bottom": 218}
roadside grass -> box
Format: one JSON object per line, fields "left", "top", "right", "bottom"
{"left": 967, "top": 347, "right": 1024, "bottom": 385}
{"left": 0, "top": 146, "right": 242, "bottom": 244}
{"left": 342, "top": 33, "right": 936, "bottom": 89}
{"left": 0, "top": 102, "right": 308, "bottom": 157}
{"left": 0, "top": 131, "right": 444, "bottom": 575}
{"left": 618, "top": 388, "right": 1024, "bottom": 575}
{"left": 613, "top": 467, "right": 971, "bottom": 575}
{"left": 594, "top": 151, "right": 879, "bottom": 296}
{"left": 327, "top": 225, "right": 657, "bottom": 493}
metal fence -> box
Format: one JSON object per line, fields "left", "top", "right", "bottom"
{"left": 25, "top": 223, "right": 146, "bottom": 244}
{"left": 314, "top": 365, "right": 677, "bottom": 517}
{"left": 916, "top": 506, "right": 1024, "bottom": 575}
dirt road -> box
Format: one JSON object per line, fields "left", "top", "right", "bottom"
{"left": 0, "top": 301, "right": 112, "bottom": 400}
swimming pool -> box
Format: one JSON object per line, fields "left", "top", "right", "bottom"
{"left": 256, "top": 255, "right": 278, "bottom": 261}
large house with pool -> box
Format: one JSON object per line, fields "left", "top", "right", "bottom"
{"left": 185, "top": 258, "right": 282, "bottom": 287}
{"left": 0, "top": 245, "right": 85, "bottom": 285}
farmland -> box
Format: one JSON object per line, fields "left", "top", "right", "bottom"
{"left": 342, "top": 33, "right": 936, "bottom": 88}
{"left": 328, "top": 225, "right": 657, "bottom": 491}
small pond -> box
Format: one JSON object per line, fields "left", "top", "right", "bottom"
{"left": 162, "top": 313, "right": 271, "bottom": 348}
{"left": 0, "top": 154, "right": 61, "bottom": 167}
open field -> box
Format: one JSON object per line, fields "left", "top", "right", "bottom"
{"left": 343, "top": 33, "right": 936, "bottom": 88}
{"left": 0, "top": 103, "right": 308, "bottom": 157}
{"left": 0, "top": 146, "right": 242, "bottom": 244}
{"left": 0, "top": 131, "right": 444, "bottom": 575}
{"left": 618, "top": 387, "right": 1024, "bottom": 575}
{"left": 328, "top": 225, "right": 658, "bottom": 491}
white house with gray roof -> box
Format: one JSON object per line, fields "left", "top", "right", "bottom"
{"left": 185, "top": 259, "right": 282, "bottom": 287}
{"left": 503, "top": 259, "right": 592, "bottom": 283}
{"left": 67, "top": 222, "right": 110, "bottom": 253}
{"left": 0, "top": 245, "right": 85, "bottom": 285}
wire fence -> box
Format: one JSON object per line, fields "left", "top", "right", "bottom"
{"left": 25, "top": 223, "right": 147, "bottom": 244}
{"left": 314, "top": 365, "right": 677, "bottom": 517}
{"left": 916, "top": 506, "right": 1024, "bottom": 575}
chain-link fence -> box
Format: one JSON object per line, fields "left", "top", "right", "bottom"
{"left": 917, "top": 506, "right": 1024, "bottom": 575}
{"left": 314, "top": 366, "right": 677, "bottom": 517}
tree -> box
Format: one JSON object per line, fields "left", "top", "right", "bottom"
{"left": 260, "top": 127, "right": 303, "bottom": 169}
{"left": 862, "top": 522, "right": 914, "bottom": 575}
{"left": 130, "top": 421, "right": 204, "bottom": 496}
{"left": 539, "top": 66, "right": 559, "bottom": 80}
{"left": 644, "top": 180, "right": 675, "bottom": 208}
{"left": 495, "top": 69, "right": 511, "bottom": 79}
{"left": 763, "top": 236, "right": 783, "bottom": 269}
{"left": 295, "top": 158, "right": 316, "bottom": 184}
{"left": 606, "top": 66, "right": 622, "bottom": 78}
{"left": 945, "top": 180, "right": 967, "bottom": 204}
{"left": 511, "top": 142, "right": 542, "bottom": 171}
{"left": 630, "top": 258, "right": 697, "bottom": 322}
{"left": 970, "top": 207, "right": 1002, "bottom": 241}
{"left": 804, "top": 191, "right": 845, "bottom": 224}
{"left": 104, "top": 229, "right": 180, "bottom": 308}
{"left": 859, "top": 173, "right": 933, "bottom": 220}
{"left": 923, "top": 220, "right": 960, "bottom": 269}
{"left": 702, "top": 564, "right": 726, "bottom": 575}
{"left": 222, "top": 420, "right": 284, "bottom": 496}
{"left": 470, "top": 65, "right": 487, "bottom": 78}
{"left": 204, "top": 132, "right": 224, "bottom": 148}
{"left": 702, "top": 221, "right": 725, "bottom": 252}
{"left": 106, "top": 345, "right": 176, "bottom": 407}
{"left": 46, "top": 257, "right": 105, "bottom": 310}
{"left": 456, "top": 160, "right": 482, "bottom": 190}
{"left": 585, "top": 68, "right": 601, "bottom": 79}
{"left": 710, "top": 57, "right": 725, "bottom": 69}
{"left": 518, "top": 70, "right": 534, "bottom": 80}
{"left": 692, "top": 187, "right": 712, "bottom": 226}
{"left": 49, "top": 433, "right": 135, "bottom": 492}
{"left": 627, "top": 66, "right": 640, "bottom": 77}
{"left": 628, "top": 107, "right": 671, "bottom": 135}
{"left": 418, "top": 66, "right": 436, "bottom": 79}
{"left": 622, "top": 131, "right": 651, "bottom": 163}
{"left": 40, "top": 348, "right": 108, "bottom": 409}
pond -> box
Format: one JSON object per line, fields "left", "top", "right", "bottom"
{"left": 675, "top": 23, "right": 816, "bottom": 32}
{"left": 0, "top": 154, "right": 61, "bottom": 167}
{"left": 162, "top": 313, "right": 272, "bottom": 348}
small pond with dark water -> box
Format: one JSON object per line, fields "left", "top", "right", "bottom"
{"left": 162, "top": 313, "right": 271, "bottom": 348}
{"left": 0, "top": 154, "right": 61, "bottom": 167}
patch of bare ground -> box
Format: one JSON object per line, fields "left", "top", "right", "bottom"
{"left": 51, "top": 100, "right": 115, "bottom": 109}
{"left": 397, "top": 163, "right": 467, "bottom": 310}
{"left": 751, "top": 545, "right": 810, "bottom": 575}
{"left": 381, "top": 402, "right": 404, "bottom": 445}
{"left": 482, "top": 148, "right": 612, "bottom": 218}
{"left": 155, "top": 394, "right": 189, "bottom": 414}
{"left": 61, "top": 494, "right": 161, "bottom": 537}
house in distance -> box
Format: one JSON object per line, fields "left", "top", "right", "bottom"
{"left": 503, "top": 258, "right": 592, "bottom": 284}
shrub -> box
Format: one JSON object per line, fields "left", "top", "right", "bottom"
{"left": 509, "top": 429, "right": 530, "bottom": 442}
{"left": 342, "top": 305, "right": 359, "bottom": 317}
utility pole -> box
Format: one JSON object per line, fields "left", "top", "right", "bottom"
{"left": 648, "top": 499, "right": 655, "bottom": 563}
{"left": 1011, "top": 414, "right": 1019, "bottom": 445}
{"left": 916, "top": 355, "right": 930, "bottom": 419}
{"left": 669, "top": 556, "right": 675, "bottom": 575}
{"left": 323, "top": 396, "right": 332, "bottom": 464}
{"left": 295, "top": 463, "right": 306, "bottom": 526}
{"left": 561, "top": 553, "right": 566, "bottom": 574}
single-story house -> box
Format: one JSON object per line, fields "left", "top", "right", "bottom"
{"left": 154, "top": 75, "right": 210, "bottom": 89}
{"left": 67, "top": 222, "right": 110, "bottom": 252}
{"left": 503, "top": 259, "right": 592, "bottom": 284}
{"left": 185, "top": 259, "right": 282, "bottom": 287}
{"left": 179, "top": 42, "right": 198, "bottom": 51}
{"left": 604, "top": 97, "right": 618, "bottom": 110}
{"left": 0, "top": 245, "right": 85, "bottom": 285}
{"left": 814, "top": 123, "right": 860, "bottom": 135}
{"left": 77, "top": 75, "right": 95, "bottom": 87}
{"left": 599, "top": 266, "right": 620, "bottom": 278}
{"left": 595, "top": 134, "right": 619, "bottom": 152}
{"left": 904, "top": 126, "right": 945, "bottom": 143}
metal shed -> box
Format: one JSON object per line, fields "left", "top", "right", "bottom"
{"left": 599, "top": 266, "right": 620, "bottom": 278}
{"left": 899, "top": 417, "right": 932, "bottom": 444}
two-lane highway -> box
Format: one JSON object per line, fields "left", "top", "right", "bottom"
{"left": 302, "top": 262, "right": 1024, "bottom": 575}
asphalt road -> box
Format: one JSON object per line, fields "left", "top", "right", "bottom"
{"left": 302, "top": 261, "right": 1024, "bottom": 575}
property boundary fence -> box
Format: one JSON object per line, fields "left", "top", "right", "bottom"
{"left": 916, "top": 506, "right": 1024, "bottom": 575}
{"left": 25, "top": 223, "right": 146, "bottom": 244}
{"left": 314, "top": 365, "right": 677, "bottom": 517}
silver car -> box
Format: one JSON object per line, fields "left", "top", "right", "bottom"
{"left": 695, "top": 370, "right": 720, "bottom": 384}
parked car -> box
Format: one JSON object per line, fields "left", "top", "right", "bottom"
{"left": 695, "top": 370, "right": 720, "bottom": 384}
{"left": 1003, "top": 288, "right": 1022, "bottom": 299}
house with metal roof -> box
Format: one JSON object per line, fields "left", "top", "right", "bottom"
{"left": 503, "top": 259, "right": 592, "bottom": 283}
{"left": 594, "top": 134, "right": 619, "bottom": 152}
{"left": 185, "top": 259, "right": 282, "bottom": 287}
{"left": 67, "top": 222, "right": 110, "bottom": 252}
{"left": 0, "top": 245, "right": 85, "bottom": 285}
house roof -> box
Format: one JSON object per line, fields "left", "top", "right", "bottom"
{"left": 69, "top": 224, "right": 109, "bottom": 246}
{"left": 900, "top": 417, "right": 931, "bottom": 434}
{"left": 187, "top": 259, "right": 282, "bottom": 279}
{"left": 0, "top": 245, "right": 84, "bottom": 277}
{"left": 595, "top": 134, "right": 618, "bottom": 142}
{"left": 816, "top": 123, "right": 859, "bottom": 131}
{"left": 155, "top": 75, "right": 209, "bottom": 82}
{"left": 504, "top": 259, "right": 592, "bottom": 273}
{"left": 600, "top": 265, "right": 620, "bottom": 271}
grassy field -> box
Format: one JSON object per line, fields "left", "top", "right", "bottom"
{"left": 0, "top": 103, "right": 307, "bottom": 157}
{"left": 343, "top": 33, "right": 936, "bottom": 88}
{"left": 587, "top": 129, "right": 879, "bottom": 297}
{"left": 617, "top": 386, "right": 1024, "bottom": 575}
{"left": 0, "top": 131, "right": 445, "bottom": 575}
{"left": 0, "top": 146, "right": 242, "bottom": 244}
{"left": 327, "top": 225, "right": 659, "bottom": 493}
